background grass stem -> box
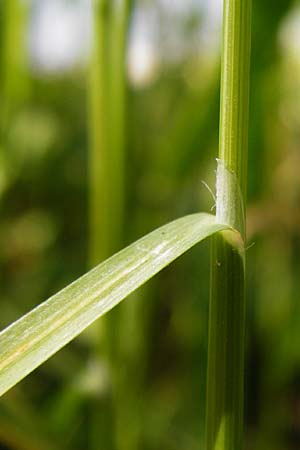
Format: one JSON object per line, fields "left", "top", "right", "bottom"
{"left": 89, "top": 0, "right": 112, "bottom": 265}
{"left": 88, "top": 2, "right": 135, "bottom": 449}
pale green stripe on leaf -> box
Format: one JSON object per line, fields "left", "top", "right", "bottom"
{"left": 0, "top": 213, "right": 231, "bottom": 397}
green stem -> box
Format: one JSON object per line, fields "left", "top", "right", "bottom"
{"left": 88, "top": 0, "right": 131, "bottom": 268}
{"left": 205, "top": 1, "right": 251, "bottom": 449}
{"left": 1, "top": 0, "right": 29, "bottom": 131}
{"left": 108, "top": 0, "right": 132, "bottom": 248}
{"left": 88, "top": 3, "right": 118, "bottom": 449}
{"left": 0, "top": 0, "right": 29, "bottom": 198}
{"left": 218, "top": 0, "right": 252, "bottom": 205}
{"left": 88, "top": 2, "right": 132, "bottom": 449}
{"left": 206, "top": 232, "right": 246, "bottom": 450}
{"left": 108, "top": 4, "right": 141, "bottom": 450}
{"left": 89, "top": 0, "right": 112, "bottom": 265}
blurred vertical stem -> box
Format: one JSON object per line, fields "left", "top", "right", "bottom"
{"left": 89, "top": 0, "right": 112, "bottom": 265}
{"left": 89, "top": 0, "right": 132, "bottom": 264}
{"left": 1, "top": 0, "right": 27, "bottom": 127}
{"left": 0, "top": 0, "right": 29, "bottom": 196}
{"left": 88, "top": 3, "right": 116, "bottom": 449}
{"left": 89, "top": 1, "right": 133, "bottom": 449}
{"left": 109, "top": 0, "right": 132, "bottom": 249}
{"left": 205, "top": 1, "right": 251, "bottom": 450}
{"left": 109, "top": 4, "right": 142, "bottom": 450}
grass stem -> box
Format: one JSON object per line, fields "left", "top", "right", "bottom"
{"left": 89, "top": 0, "right": 112, "bottom": 265}
{"left": 88, "top": 2, "right": 133, "bottom": 449}
{"left": 205, "top": 1, "right": 251, "bottom": 449}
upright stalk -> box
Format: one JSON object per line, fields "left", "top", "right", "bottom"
{"left": 108, "top": 5, "right": 145, "bottom": 450}
{"left": 1, "top": 0, "right": 28, "bottom": 126}
{"left": 89, "top": 0, "right": 112, "bottom": 265}
{"left": 89, "top": 0, "right": 133, "bottom": 346}
{"left": 0, "top": 0, "right": 29, "bottom": 201}
{"left": 89, "top": 1, "right": 134, "bottom": 449}
{"left": 108, "top": 0, "right": 132, "bottom": 248}
{"left": 205, "top": 1, "right": 251, "bottom": 450}
{"left": 89, "top": 0, "right": 131, "bottom": 265}
{"left": 88, "top": 3, "right": 120, "bottom": 449}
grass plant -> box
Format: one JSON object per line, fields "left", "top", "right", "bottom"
{"left": 0, "top": 0, "right": 252, "bottom": 448}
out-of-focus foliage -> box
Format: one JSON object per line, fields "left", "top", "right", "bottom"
{"left": 0, "top": 1, "right": 300, "bottom": 449}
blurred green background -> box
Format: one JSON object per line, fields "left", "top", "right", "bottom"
{"left": 1, "top": 0, "right": 300, "bottom": 449}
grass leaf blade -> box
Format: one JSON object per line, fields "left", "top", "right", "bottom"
{"left": 0, "top": 213, "right": 229, "bottom": 397}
